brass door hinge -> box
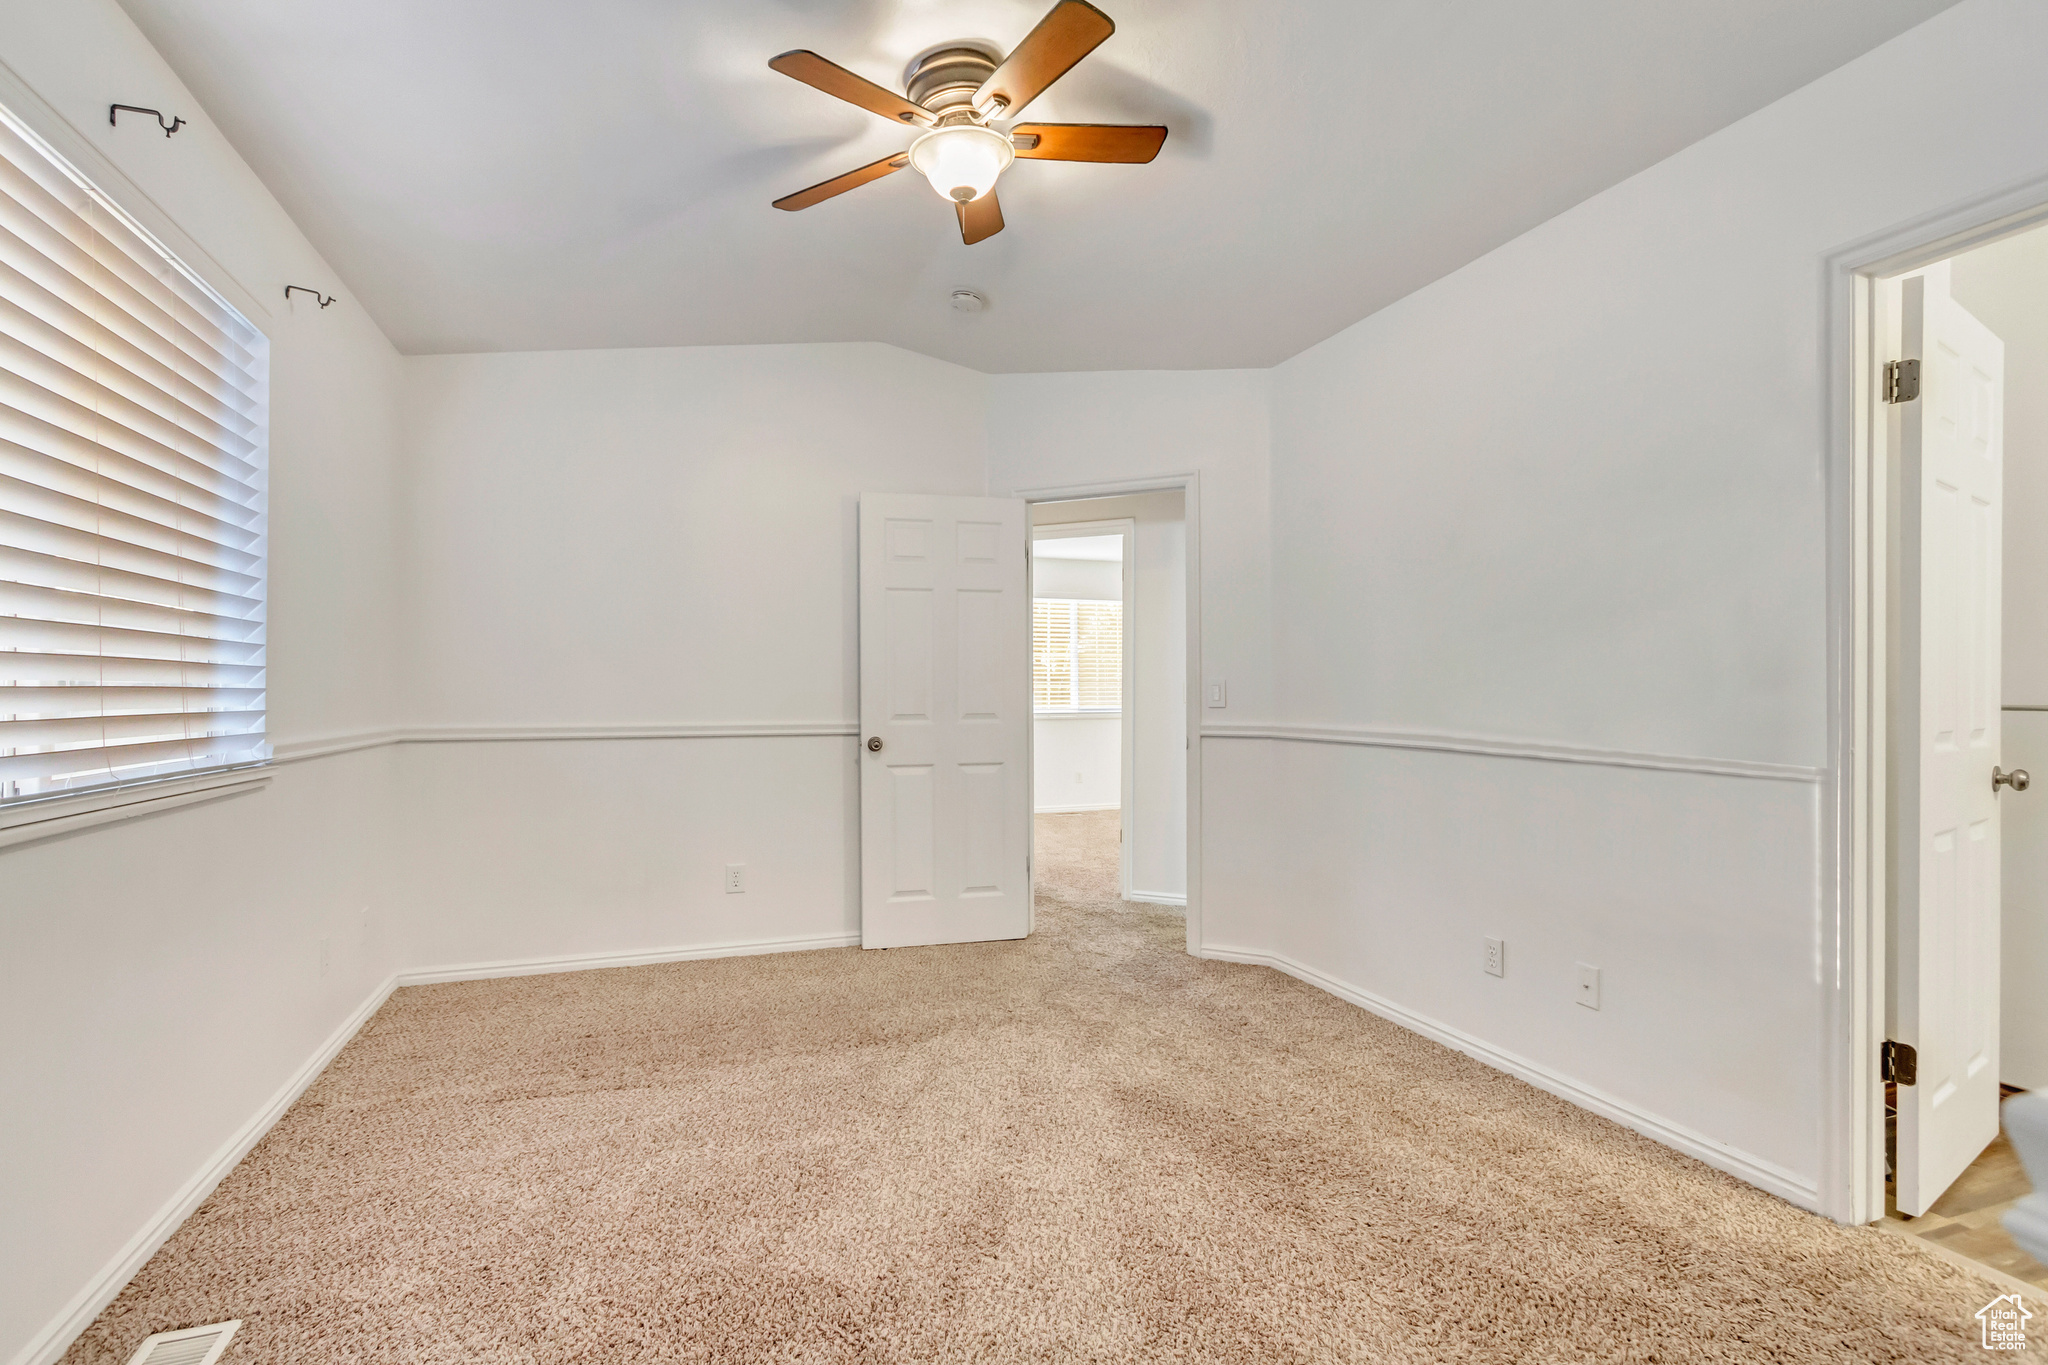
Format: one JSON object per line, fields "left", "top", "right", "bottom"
{"left": 1881, "top": 1039, "right": 1918, "bottom": 1086}
{"left": 1884, "top": 358, "right": 1920, "bottom": 404}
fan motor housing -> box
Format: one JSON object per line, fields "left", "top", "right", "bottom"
{"left": 904, "top": 46, "right": 999, "bottom": 117}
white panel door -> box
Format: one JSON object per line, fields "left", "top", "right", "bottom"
{"left": 1896, "top": 268, "right": 2006, "bottom": 1216}
{"left": 859, "top": 495, "right": 1031, "bottom": 949}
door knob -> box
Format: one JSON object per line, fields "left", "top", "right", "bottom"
{"left": 1995, "top": 766, "right": 2031, "bottom": 792}
{"left": 867, "top": 736, "right": 883, "bottom": 752}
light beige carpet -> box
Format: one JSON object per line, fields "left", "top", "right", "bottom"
{"left": 65, "top": 811, "right": 2008, "bottom": 1362}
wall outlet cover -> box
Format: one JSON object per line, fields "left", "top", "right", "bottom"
{"left": 1483, "top": 937, "right": 1504, "bottom": 978}
{"left": 725, "top": 864, "right": 745, "bottom": 894}
{"left": 1576, "top": 962, "right": 1601, "bottom": 1010}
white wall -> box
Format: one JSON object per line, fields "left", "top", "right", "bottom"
{"left": 990, "top": 371, "right": 1273, "bottom": 722}
{"left": 1033, "top": 716, "right": 1121, "bottom": 813}
{"left": 1034, "top": 494, "right": 1187, "bottom": 901}
{"left": 393, "top": 343, "right": 988, "bottom": 971}
{"left": 0, "top": 3, "right": 408, "bottom": 1362}
{"left": 1032, "top": 554, "right": 1120, "bottom": 602}
{"left": 1952, "top": 226, "right": 2048, "bottom": 1090}
{"left": 1218, "top": 0, "right": 2048, "bottom": 1204}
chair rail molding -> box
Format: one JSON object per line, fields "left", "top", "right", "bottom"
{"left": 0, "top": 768, "right": 272, "bottom": 850}
{"left": 270, "top": 723, "right": 862, "bottom": 765}
{"left": 1200, "top": 722, "right": 1823, "bottom": 784}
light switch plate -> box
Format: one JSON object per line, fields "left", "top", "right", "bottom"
{"left": 1576, "top": 962, "right": 1601, "bottom": 1010}
{"left": 1206, "top": 680, "right": 1227, "bottom": 708}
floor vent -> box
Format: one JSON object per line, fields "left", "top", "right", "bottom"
{"left": 125, "top": 1321, "right": 241, "bottom": 1365}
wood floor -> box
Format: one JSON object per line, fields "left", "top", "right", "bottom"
{"left": 1886, "top": 1085, "right": 2048, "bottom": 1289}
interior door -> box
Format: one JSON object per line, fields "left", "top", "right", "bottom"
{"left": 1895, "top": 267, "right": 2007, "bottom": 1216}
{"left": 859, "top": 494, "right": 1031, "bottom": 949}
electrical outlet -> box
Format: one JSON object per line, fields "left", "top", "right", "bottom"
{"left": 1075, "top": 771, "right": 1084, "bottom": 784}
{"left": 1576, "top": 962, "right": 1601, "bottom": 1010}
{"left": 318, "top": 936, "right": 331, "bottom": 976}
{"left": 725, "top": 864, "right": 745, "bottom": 894}
{"left": 1483, "top": 937, "right": 1504, "bottom": 978}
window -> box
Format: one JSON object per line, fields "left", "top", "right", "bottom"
{"left": 1033, "top": 598, "right": 1121, "bottom": 712}
{"left": 0, "top": 105, "right": 267, "bottom": 805}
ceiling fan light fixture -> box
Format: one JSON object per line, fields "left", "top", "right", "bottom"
{"left": 908, "top": 124, "right": 1013, "bottom": 203}
{"left": 768, "top": 2, "right": 1158, "bottom": 244}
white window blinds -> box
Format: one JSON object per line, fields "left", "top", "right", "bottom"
{"left": 1033, "top": 598, "right": 1121, "bottom": 711}
{"left": 0, "top": 106, "right": 268, "bottom": 805}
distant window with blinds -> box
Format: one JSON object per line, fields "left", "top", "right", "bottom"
{"left": 0, "top": 105, "right": 267, "bottom": 805}
{"left": 1033, "top": 598, "right": 1121, "bottom": 712}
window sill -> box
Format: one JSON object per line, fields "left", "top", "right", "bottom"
{"left": 1034, "top": 710, "right": 1122, "bottom": 720}
{"left": 0, "top": 766, "right": 273, "bottom": 851}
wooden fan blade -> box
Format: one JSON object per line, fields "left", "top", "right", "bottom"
{"left": 1009, "top": 123, "right": 1165, "bottom": 163}
{"left": 769, "top": 50, "right": 934, "bottom": 127}
{"left": 957, "top": 192, "right": 1004, "bottom": 245}
{"left": 974, "top": 0, "right": 1114, "bottom": 118}
{"left": 773, "top": 152, "right": 910, "bottom": 211}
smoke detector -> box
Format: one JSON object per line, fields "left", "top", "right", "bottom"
{"left": 950, "top": 289, "right": 987, "bottom": 313}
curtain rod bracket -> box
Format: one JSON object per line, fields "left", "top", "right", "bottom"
{"left": 109, "top": 104, "right": 185, "bottom": 137}
{"left": 284, "top": 285, "right": 336, "bottom": 309}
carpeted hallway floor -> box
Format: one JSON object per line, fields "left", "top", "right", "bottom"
{"left": 65, "top": 812, "right": 2009, "bottom": 1362}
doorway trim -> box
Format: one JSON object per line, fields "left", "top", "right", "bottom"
{"left": 1823, "top": 169, "right": 2048, "bottom": 1225}
{"left": 1005, "top": 473, "right": 1204, "bottom": 956}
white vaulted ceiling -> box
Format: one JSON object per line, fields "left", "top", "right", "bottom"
{"left": 117, "top": 0, "right": 1957, "bottom": 371}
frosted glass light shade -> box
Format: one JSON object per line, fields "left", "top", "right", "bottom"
{"left": 908, "top": 125, "right": 1013, "bottom": 203}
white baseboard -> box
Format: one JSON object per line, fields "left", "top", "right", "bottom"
{"left": 395, "top": 931, "right": 860, "bottom": 986}
{"left": 11, "top": 973, "right": 398, "bottom": 1365}
{"left": 1200, "top": 943, "right": 1821, "bottom": 1212}
{"left": 1033, "top": 801, "right": 1121, "bottom": 814}
{"left": 17, "top": 929, "right": 860, "bottom": 1365}
{"left": 1125, "top": 889, "right": 1187, "bottom": 906}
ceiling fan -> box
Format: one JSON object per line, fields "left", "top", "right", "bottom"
{"left": 768, "top": 0, "right": 1166, "bottom": 245}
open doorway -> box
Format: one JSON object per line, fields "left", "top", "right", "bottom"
{"left": 1875, "top": 226, "right": 2048, "bottom": 1289}
{"left": 1028, "top": 491, "right": 1187, "bottom": 940}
